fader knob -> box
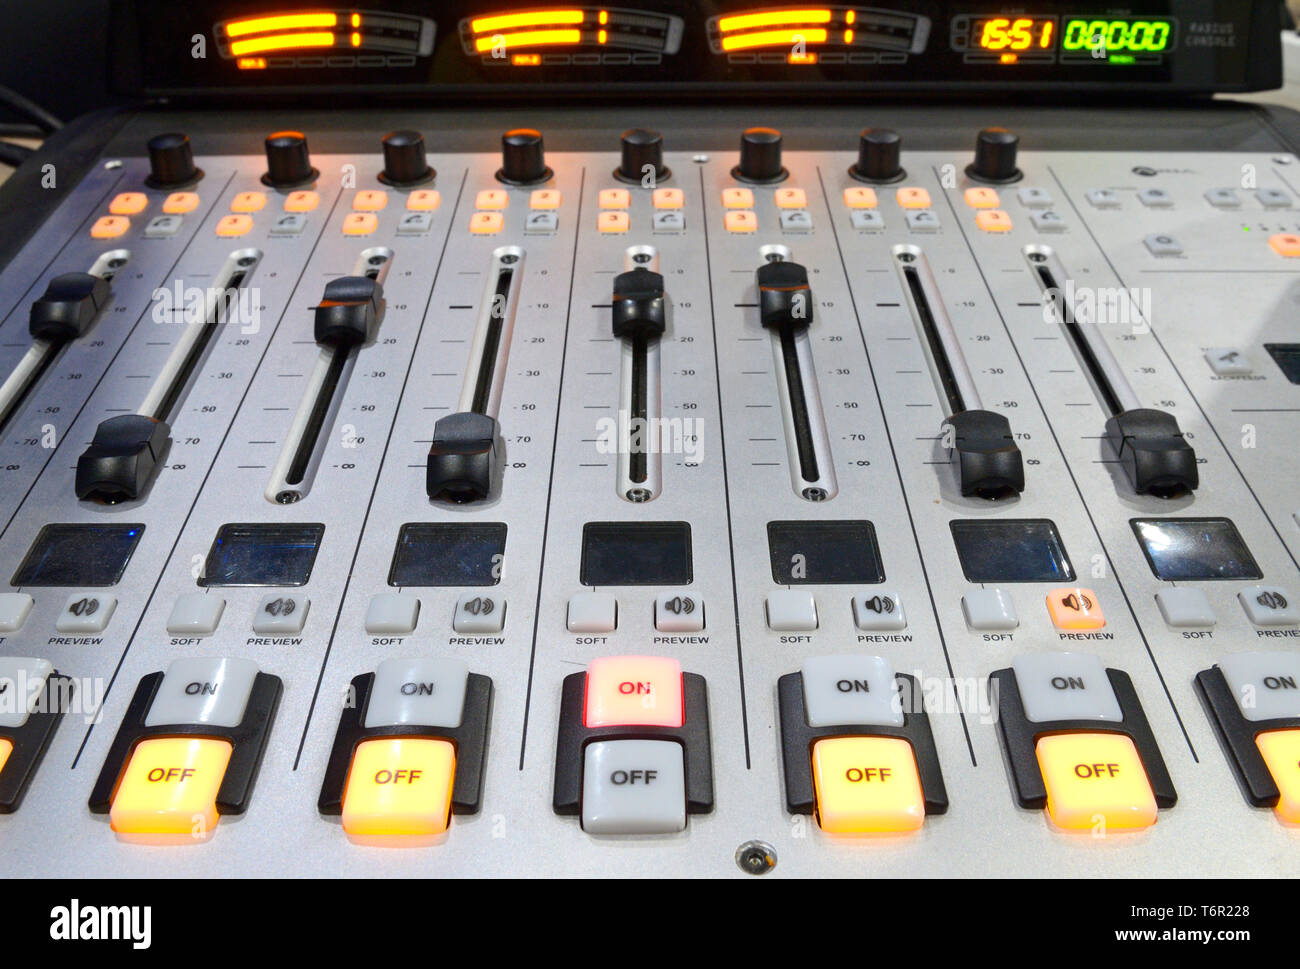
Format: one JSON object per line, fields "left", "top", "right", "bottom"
{"left": 379, "top": 129, "right": 434, "bottom": 187}
{"left": 262, "top": 131, "right": 319, "bottom": 189}
{"left": 733, "top": 127, "right": 787, "bottom": 184}
{"left": 497, "top": 128, "right": 552, "bottom": 185}
{"left": 145, "top": 132, "right": 202, "bottom": 189}
{"left": 966, "top": 127, "right": 1022, "bottom": 184}
{"left": 850, "top": 128, "right": 904, "bottom": 183}
{"left": 615, "top": 128, "right": 670, "bottom": 185}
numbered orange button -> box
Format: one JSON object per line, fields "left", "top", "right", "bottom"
{"left": 599, "top": 188, "right": 630, "bottom": 209}
{"left": 109, "top": 192, "right": 148, "bottom": 215}
{"left": 353, "top": 190, "right": 388, "bottom": 211}
{"left": 843, "top": 187, "right": 878, "bottom": 209}
{"left": 162, "top": 192, "right": 200, "bottom": 214}
{"left": 530, "top": 189, "right": 561, "bottom": 209}
{"left": 596, "top": 211, "right": 629, "bottom": 233}
{"left": 342, "top": 212, "right": 378, "bottom": 235}
{"left": 1036, "top": 732, "right": 1157, "bottom": 831}
{"left": 897, "top": 187, "right": 931, "bottom": 209}
{"left": 407, "top": 189, "right": 441, "bottom": 211}
{"left": 1269, "top": 233, "right": 1300, "bottom": 258}
{"left": 469, "top": 211, "right": 504, "bottom": 234}
{"left": 722, "top": 187, "right": 754, "bottom": 209}
{"left": 90, "top": 216, "right": 130, "bottom": 239}
{"left": 584, "top": 655, "right": 684, "bottom": 728}
{"left": 811, "top": 736, "right": 926, "bottom": 833}
{"left": 475, "top": 189, "right": 509, "bottom": 210}
{"left": 1046, "top": 587, "right": 1105, "bottom": 629}
{"left": 976, "top": 210, "right": 1014, "bottom": 233}
{"left": 230, "top": 191, "right": 267, "bottom": 213}
{"left": 284, "top": 190, "right": 320, "bottom": 212}
{"left": 653, "top": 188, "right": 684, "bottom": 209}
{"left": 775, "top": 188, "right": 807, "bottom": 209}
{"left": 964, "top": 187, "right": 1000, "bottom": 208}
{"left": 724, "top": 210, "right": 758, "bottom": 232}
{"left": 214, "top": 214, "right": 253, "bottom": 237}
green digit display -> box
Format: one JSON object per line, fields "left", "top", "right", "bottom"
{"left": 1062, "top": 18, "right": 1172, "bottom": 54}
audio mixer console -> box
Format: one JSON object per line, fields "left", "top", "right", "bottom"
{"left": 2, "top": 2, "right": 1300, "bottom": 879}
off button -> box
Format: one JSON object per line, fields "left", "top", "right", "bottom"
{"left": 581, "top": 739, "right": 685, "bottom": 834}
{"left": 109, "top": 737, "right": 233, "bottom": 843}
{"left": 1036, "top": 732, "right": 1157, "bottom": 831}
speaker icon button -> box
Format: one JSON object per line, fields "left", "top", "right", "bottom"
{"left": 655, "top": 593, "right": 705, "bottom": 633}
{"left": 852, "top": 591, "right": 907, "bottom": 631}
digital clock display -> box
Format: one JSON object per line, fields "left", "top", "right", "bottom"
{"left": 1062, "top": 18, "right": 1174, "bottom": 54}
{"left": 971, "top": 16, "right": 1056, "bottom": 52}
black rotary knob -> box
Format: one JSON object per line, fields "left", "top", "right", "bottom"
{"left": 379, "top": 129, "right": 434, "bottom": 187}
{"left": 733, "top": 127, "right": 787, "bottom": 184}
{"left": 497, "top": 128, "right": 552, "bottom": 186}
{"left": 145, "top": 132, "right": 202, "bottom": 189}
{"left": 850, "top": 128, "right": 904, "bottom": 183}
{"left": 967, "top": 127, "right": 1022, "bottom": 184}
{"left": 615, "top": 128, "right": 670, "bottom": 185}
{"left": 262, "top": 131, "right": 319, "bottom": 189}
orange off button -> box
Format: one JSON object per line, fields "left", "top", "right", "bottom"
{"left": 1254, "top": 729, "right": 1300, "bottom": 824}
{"left": 1036, "top": 732, "right": 1157, "bottom": 831}
{"left": 811, "top": 736, "right": 925, "bottom": 833}
{"left": 341, "top": 737, "right": 456, "bottom": 845}
{"left": 109, "top": 736, "right": 233, "bottom": 843}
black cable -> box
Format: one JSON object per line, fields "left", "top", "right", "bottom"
{"left": 0, "top": 84, "right": 62, "bottom": 133}
{"left": 0, "top": 140, "right": 35, "bottom": 168}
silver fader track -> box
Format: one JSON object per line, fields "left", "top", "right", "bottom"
{"left": 2, "top": 104, "right": 1300, "bottom": 877}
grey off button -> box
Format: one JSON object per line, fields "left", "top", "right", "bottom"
{"left": 581, "top": 739, "right": 685, "bottom": 834}
{"left": 144, "top": 657, "right": 260, "bottom": 728}
{"left": 1011, "top": 652, "right": 1123, "bottom": 723}
{"left": 1217, "top": 652, "right": 1300, "bottom": 722}
{"left": 1144, "top": 233, "right": 1183, "bottom": 256}
{"left": 801, "top": 655, "right": 903, "bottom": 728}
{"left": 364, "top": 657, "right": 468, "bottom": 729}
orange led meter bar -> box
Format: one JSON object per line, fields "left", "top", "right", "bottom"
{"left": 708, "top": 7, "right": 926, "bottom": 56}
{"left": 460, "top": 8, "right": 683, "bottom": 57}
{"left": 216, "top": 9, "right": 433, "bottom": 65}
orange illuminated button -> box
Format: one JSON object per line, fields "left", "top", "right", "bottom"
{"left": 407, "top": 189, "right": 441, "bottom": 211}
{"left": 597, "top": 211, "right": 630, "bottom": 233}
{"left": 0, "top": 737, "right": 11, "bottom": 775}
{"left": 722, "top": 187, "right": 754, "bottom": 209}
{"left": 109, "top": 736, "right": 233, "bottom": 841}
{"left": 342, "top": 212, "right": 378, "bottom": 236}
{"left": 530, "top": 189, "right": 561, "bottom": 209}
{"left": 214, "top": 214, "right": 253, "bottom": 237}
{"left": 599, "top": 188, "right": 630, "bottom": 209}
{"left": 353, "top": 190, "right": 388, "bottom": 211}
{"left": 469, "top": 211, "right": 504, "bottom": 234}
{"left": 774, "top": 187, "right": 807, "bottom": 209}
{"left": 230, "top": 191, "right": 267, "bottom": 213}
{"left": 341, "top": 737, "right": 456, "bottom": 843}
{"left": 897, "top": 187, "right": 931, "bottom": 209}
{"left": 584, "top": 655, "right": 683, "bottom": 728}
{"left": 1035, "top": 732, "right": 1157, "bottom": 831}
{"left": 724, "top": 210, "right": 758, "bottom": 233}
{"left": 843, "top": 186, "right": 878, "bottom": 209}
{"left": 475, "top": 189, "right": 509, "bottom": 210}
{"left": 1046, "top": 587, "right": 1105, "bottom": 629}
{"left": 652, "top": 188, "right": 684, "bottom": 209}
{"left": 811, "top": 736, "right": 925, "bottom": 834}
{"left": 90, "top": 216, "right": 130, "bottom": 239}
{"left": 284, "top": 190, "right": 320, "bottom": 212}
{"left": 1255, "top": 729, "right": 1300, "bottom": 823}
{"left": 109, "top": 192, "right": 149, "bottom": 216}
{"left": 976, "top": 210, "right": 1014, "bottom": 233}
{"left": 964, "top": 187, "right": 1000, "bottom": 208}
{"left": 1269, "top": 233, "right": 1300, "bottom": 258}
{"left": 162, "top": 192, "right": 200, "bottom": 214}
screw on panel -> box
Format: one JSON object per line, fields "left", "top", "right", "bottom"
{"left": 735, "top": 840, "right": 777, "bottom": 875}
{"left": 693, "top": 154, "right": 709, "bottom": 164}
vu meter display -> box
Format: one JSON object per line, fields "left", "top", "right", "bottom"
{"left": 951, "top": 13, "right": 1175, "bottom": 65}
{"left": 458, "top": 8, "right": 685, "bottom": 63}
{"left": 707, "top": 7, "right": 931, "bottom": 61}
{"left": 215, "top": 10, "right": 435, "bottom": 69}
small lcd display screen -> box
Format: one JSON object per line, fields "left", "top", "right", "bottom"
{"left": 1265, "top": 344, "right": 1300, "bottom": 384}
{"left": 388, "top": 523, "right": 506, "bottom": 587}
{"left": 767, "top": 521, "right": 885, "bottom": 585}
{"left": 581, "top": 522, "right": 692, "bottom": 587}
{"left": 200, "top": 523, "right": 325, "bottom": 587}
{"left": 1131, "top": 519, "right": 1262, "bottom": 581}
{"left": 950, "top": 519, "right": 1075, "bottom": 583}
{"left": 11, "top": 523, "right": 145, "bottom": 587}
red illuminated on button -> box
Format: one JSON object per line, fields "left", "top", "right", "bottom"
{"left": 584, "top": 655, "right": 683, "bottom": 728}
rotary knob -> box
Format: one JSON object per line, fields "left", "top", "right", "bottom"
{"left": 262, "top": 131, "right": 319, "bottom": 189}
{"left": 966, "top": 127, "right": 1022, "bottom": 184}
{"left": 145, "top": 132, "right": 202, "bottom": 189}
{"left": 497, "top": 128, "right": 552, "bottom": 186}
{"left": 732, "top": 127, "right": 787, "bottom": 184}
{"left": 849, "top": 128, "right": 904, "bottom": 183}
{"left": 615, "top": 128, "right": 670, "bottom": 185}
{"left": 379, "top": 129, "right": 434, "bottom": 187}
